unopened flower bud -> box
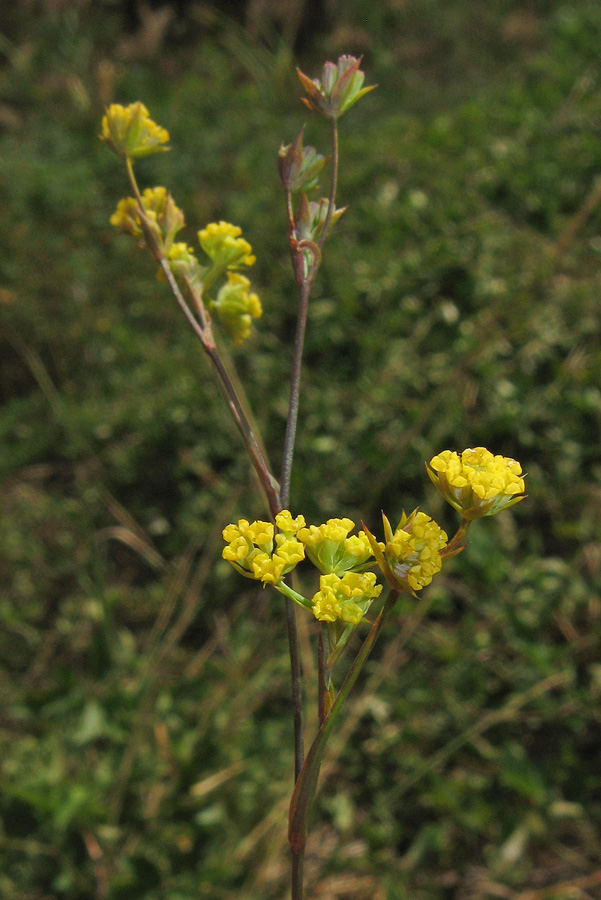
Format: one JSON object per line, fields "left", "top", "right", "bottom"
{"left": 296, "top": 55, "right": 376, "bottom": 120}
{"left": 278, "top": 128, "right": 328, "bottom": 194}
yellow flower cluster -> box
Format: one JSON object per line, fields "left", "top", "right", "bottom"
{"left": 110, "top": 196, "right": 142, "bottom": 236}
{"left": 213, "top": 273, "right": 263, "bottom": 345}
{"left": 384, "top": 511, "right": 448, "bottom": 593}
{"left": 198, "top": 221, "right": 256, "bottom": 269}
{"left": 100, "top": 102, "right": 170, "bottom": 159}
{"left": 311, "top": 571, "right": 382, "bottom": 625}
{"left": 365, "top": 510, "right": 447, "bottom": 595}
{"left": 427, "top": 447, "right": 526, "bottom": 519}
{"left": 110, "top": 187, "right": 185, "bottom": 253}
{"left": 222, "top": 511, "right": 305, "bottom": 585}
{"left": 297, "top": 517, "right": 373, "bottom": 575}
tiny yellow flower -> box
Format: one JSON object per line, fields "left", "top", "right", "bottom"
{"left": 100, "top": 102, "right": 170, "bottom": 159}
{"left": 311, "top": 571, "right": 382, "bottom": 625}
{"left": 222, "top": 512, "right": 304, "bottom": 585}
{"left": 250, "top": 551, "right": 286, "bottom": 584}
{"left": 297, "top": 517, "right": 373, "bottom": 575}
{"left": 274, "top": 535, "right": 306, "bottom": 567}
{"left": 275, "top": 511, "right": 306, "bottom": 534}
{"left": 427, "top": 447, "right": 526, "bottom": 519}
{"left": 246, "top": 520, "right": 274, "bottom": 546}
{"left": 198, "top": 221, "right": 256, "bottom": 269}
{"left": 212, "top": 272, "right": 262, "bottom": 345}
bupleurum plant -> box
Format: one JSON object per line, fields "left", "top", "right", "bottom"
{"left": 100, "top": 60, "right": 527, "bottom": 900}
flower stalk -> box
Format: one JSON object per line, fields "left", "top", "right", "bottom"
{"left": 279, "top": 118, "right": 339, "bottom": 507}
{"left": 288, "top": 588, "right": 400, "bottom": 856}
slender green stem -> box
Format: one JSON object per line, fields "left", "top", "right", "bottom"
{"left": 281, "top": 121, "right": 341, "bottom": 900}
{"left": 288, "top": 589, "right": 400, "bottom": 854}
{"left": 286, "top": 597, "right": 305, "bottom": 782}
{"left": 317, "top": 118, "right": 339, "bottom": 252}
{"left": 279, "top": 278, "right": 312, "bottom": 507}
{"left": 280, "top": 119, "right": 340, "bottom": 507}
{"left": 203, "top": 339, "right": 281, "bottom": 515}
{"left": 318, "top": 628, "right": 327, "bottom": 725}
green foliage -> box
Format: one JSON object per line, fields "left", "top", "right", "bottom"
{"left": 2, "top": 1, "right": 601, "bottom": 898}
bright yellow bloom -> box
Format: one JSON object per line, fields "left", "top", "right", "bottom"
{"left": 198, "top": 221, "right": 256, "bottom": 269}
{"left": 427, "top": 447, "right": 526, "bottom": 519}
{"left": 100, "top": 102, "right": 170, "bottom": 159}
{"left": 275, "top": 511, "right": 306, "bottom": 534}
{"left": 223, "top": 518, "right": 273, "bottom": 547}
{"left": 365, "top": 510, "right": 447, "bottom": 595}
{"left": 249, "top": 551, "right": 286, "bottom": 585}
{"left": 300, "top": 518, "right": 354, "bottom": 544}
{"left": 388, "top": 511, "right": 447, "bottom": 593}
{"left": 213, "top": 272, "right": 262, "bottom": 345}
{"left": 311, "top": 571, "right": 382, "bottom": 625}
{"left": 222, "top": 513, "right": 305, "bottom": 585}
{"left": 274, "top": 535, "right": 306, "bottom": 567}
{"left": 297, "top": 517, "right": 373, "bottom": 575}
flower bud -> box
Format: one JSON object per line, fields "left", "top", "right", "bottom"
{"left": 296, "top": 55, "right": 376, "bottom": 120}
{"left": 294, "top": 194, "right": 346, "bottom": 244}
{"left": 278, "top": 128, "right": 329, "bottom": 194}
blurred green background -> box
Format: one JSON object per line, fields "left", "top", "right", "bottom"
{"left": 2, "top": 1, "right": 601, "bottom": 898}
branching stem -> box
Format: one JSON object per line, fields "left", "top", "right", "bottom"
{"left": 124, "top": 158, "right": 281, "bottom": 517}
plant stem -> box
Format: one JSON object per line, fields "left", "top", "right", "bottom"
{"left": 124, "top": 158, "right": 281, "bottom": 517}
{"left": 280, "top": 122, "right": 341, "bottom": 900}
{"left": 442, "top": 517, "right": 470, "bottom": 558}
{"left": 317, "top": 118, "right": 339, "bottom": 253}
{"left": 279, "top": 278, "right": 312, "bottom": 507}
{"left": 286, "top": 592, "right": 305, "bottom": 781}
{"left": 318, "top": 628, "right": 327, "bottom": 725}
{"left": 291, "top": 847, "right": 304, "bottom": 900}
{"left": 203, "top": 337, "right": 281, "bottom": 516}
{"left": 288, "top": 589, "right": 400, "bottom": 855}
{"left": 279, "top": 118, "right": 339, "bottom": 507}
